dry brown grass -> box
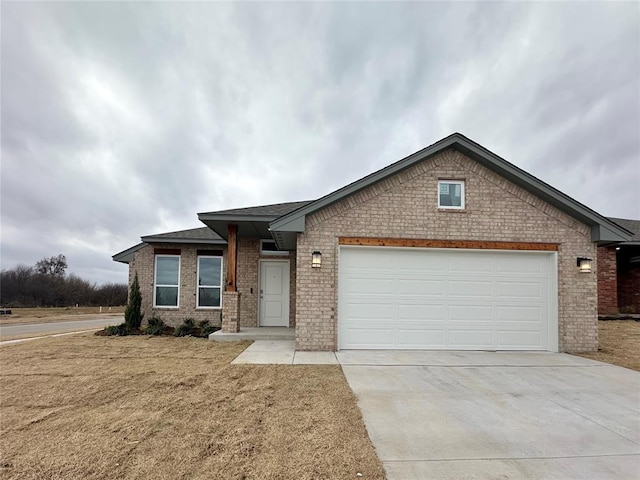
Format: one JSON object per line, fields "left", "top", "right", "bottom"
{"left": 574, "top": 320, "right": 640, "bottom": 371}
{"left": 0, "top": 334, "right": 385, "bottom": 480}
{"left": 0, "top": 307, "right": 125, "bottom": 326}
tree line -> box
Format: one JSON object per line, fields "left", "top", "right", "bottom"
{"left": 0, "top": 255, "right": 128, "bottom": 307}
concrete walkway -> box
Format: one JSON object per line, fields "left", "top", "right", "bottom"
{"left": 231, "top": 340, "right": 338, "bottom": 364}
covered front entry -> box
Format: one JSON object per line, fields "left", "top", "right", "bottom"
{"left": 259, "top": 260, "right": 290, "bottom": 327}
{"left": 338, "top": 246, "right": 558, "bottom": 351}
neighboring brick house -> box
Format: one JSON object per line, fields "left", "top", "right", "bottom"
{"left": 113, "top": 133, "right": 632, "bottom": 353}
{"left": 597, "top": 218, "right": 640, "bottom": 315}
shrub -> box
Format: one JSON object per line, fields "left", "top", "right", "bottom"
{"left": 619, "top": 305, "right": 636, "bottom": 314}
{"left": 104, "top": 323, "right": 130, "bottom": 336}
{"left": 145, "top": 316, "right": 166, "bottom": 335}
{"left": 124, "top": 273, "right": 144, "bottom": 329}
{"left": 197, "top": 320, "right": 220, "bottom": 338}
{"left": 175, "top": 318, "right": 196, "bottom": 337}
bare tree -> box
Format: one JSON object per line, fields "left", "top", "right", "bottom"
{"left": 35, "top": 254, "right": 67, "bottom": 277}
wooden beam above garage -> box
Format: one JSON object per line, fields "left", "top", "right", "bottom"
{"left": 338, "top": 237, "right": 559, "bottom": 251}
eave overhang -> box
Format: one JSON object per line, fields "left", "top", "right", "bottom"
{"left": 268, "top": 133, "right": 633, "bottom": 244}
{"left": 112, "top": 243, "right": 145, "bottom": 264}
{"left": 197, "top": 213, "right": 278, "bottom": 241}
{"left": 139, "top": 236, "right": 227, "bottom": 245}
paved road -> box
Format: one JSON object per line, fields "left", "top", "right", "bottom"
{"left": 0, "top": 317, "right": 123, "bottom": 338}
{"left": 338, "top": 350, "right": 640, "bottom": 480}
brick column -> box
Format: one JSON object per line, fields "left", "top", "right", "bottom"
{"left": 221, "top": 291, "right": 241, "bottom": 333}
{"left": 597, "top": 246, "right": 618, "bottom": 314}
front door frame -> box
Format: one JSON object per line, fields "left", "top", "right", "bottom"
{"left": 258, "top": 259, "right": 290, "bottom": 327}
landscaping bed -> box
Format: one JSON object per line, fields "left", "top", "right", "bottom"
{"left": 574, "top": 320, "right": 640, "bottom": 372}
{"left": 0, "top": 334, "right": 385, "bottom": 479}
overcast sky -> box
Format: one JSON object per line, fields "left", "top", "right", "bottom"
{"left": 1, "top": 1, "right": 639, "bottom": 286}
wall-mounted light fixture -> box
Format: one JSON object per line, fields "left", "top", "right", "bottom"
{"left": 577, "top": 257, "right": 592, "bottom": 273}
{"left": 312, "top": 251, "right": 322, "bottom": 268}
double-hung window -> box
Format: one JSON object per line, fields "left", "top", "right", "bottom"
{"left": 154, "top": 255, "right": 180, "bottom": 307}
{"left": 197, "top": 256, "right": 223, "bottom": 308}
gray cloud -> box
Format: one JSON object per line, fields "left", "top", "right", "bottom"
{"left": 1, "top": 1, "right": 638, "bottom": 285}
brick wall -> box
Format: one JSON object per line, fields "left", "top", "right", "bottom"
{"left": 618, "top": 267, "right": 640, "bottom": 312}
{"left": 295, "top": 148, "right": 597, "bottom": 352}
{"left": 130, "top": 238, "right": 297, "bottom": 328}
{"left": 131, "top": 243, "right": 227, "bottom": 327}
{"left": 236, "top": 238, "right": 297, "bottom": 327}
{"left": 597, "top": 246, "right": 618, "bottom": 314}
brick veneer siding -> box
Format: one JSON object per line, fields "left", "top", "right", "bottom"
{"left": 130, "top": 243, "right": 227, "bottom": 327}
{"left": 618, "top": 264, "right": 640, "bottom": 313}
{"left": 597, "top": 246, "right": 618, "bottom": 314}
{"left": 221, "top": 291, "right": 241, "bottom": 332}
{"left": 130, "top": 239, "right": 297, "bottom": 329}
{"left": 295, "top": 148, "right": 597, "bottom": 352}
{"left": 236, "top": 237, "right": 297, "bottom": 327}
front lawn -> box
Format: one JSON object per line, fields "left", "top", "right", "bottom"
{"left": 0, "top": 335, "right": 385, "bottom": 479}
{"left": 574, "top": 320, "right": 640, "bottom": 371}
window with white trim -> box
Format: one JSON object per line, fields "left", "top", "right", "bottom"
{"left": 438, "top": 180, "right": 465, "bottom": 209}
{"left": 260, "top": 239, "right": 288, "bottom": 256}
{"left": 154, "top": 255, "right": 180, "bottom": 307}
{"left": 197, "top": 256, "right": 223, "bottom": 308}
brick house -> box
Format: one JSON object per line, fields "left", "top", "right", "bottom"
{"left": 597, "top": 218, "right": 640, "bottom": 315}
{"left": 113, "top": 133, "right": 632, "bottom": 353}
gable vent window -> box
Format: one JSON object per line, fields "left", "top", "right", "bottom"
{"left": 438, "top": 180, "right": 465, "bottom": 209}
{"left": 260, "top": 240, "right": 288, "bottom": 256}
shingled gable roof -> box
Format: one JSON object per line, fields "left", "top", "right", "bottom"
{"left": 141, "top": 227, "right": 226, "bottom": 244}
{"left": 268, "top": 132, "right": 632, "bottom": 249}
{"left": 197, "top": 201, "right": 313, "bottom": 239}
{"left": 200, "top": 201, "right": 313, "bottom": 218}
{"left": 113, "top": 227, "right": 226, "bottom": 264}
{"left": 112, "top": 242, "right": 145, "bottom": 264}
{"left": 607, "top": 217, "right": 640, "bottom": 245}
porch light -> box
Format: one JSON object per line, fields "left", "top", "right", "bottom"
{"left": 577, "top": 257, "right": 592, "bottom": 273}
{"left": 312, "top": 251, "right": 322, "bottom": 268}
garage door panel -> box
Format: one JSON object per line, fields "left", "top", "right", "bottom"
{"left": 448, "top": 280, "right": 493, "bottom": 297}
{"left": 497, "top": 330, "right": 544, "bottom": 349}
{"left": 342, "top": 301, "right": 394, "bottom": 320}
{"left": 497, "top": 281, "right": 543, "bottom": 299}
{"left": 396, "top": 250, "right": 447, "bottom": 271}
{"left": 338, "top": 247, "right": 555, "bottom": 351}
{"left": 342, "top": 277, "right": 394, "bottom": 294}
{"left": 397, "top": 304, "right": 445, "bottom": 320}
{"left": 397, "top": 278, "right": 444, "bottom": 295}
{"left": 341, "top": 320, "right": 398, "bottom": 348}
{"left": 449, "top": 305, "right": 493, "bottom": 322}
{"left": 497, "top": 306, "right": 544, "bottom": 322}
{"left": 397, "top": 329, "right": 445, "bottom": 347}
{"left": 497, "top": 255, "right": 546, "bottom": 274}
{"left": 448, "top": 254, "right": 494, "bottom": 273}
{"left": 448, "top": 329, "right": 494, "bottom": 348}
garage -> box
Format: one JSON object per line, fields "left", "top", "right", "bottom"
{"left": 338, "top": 246, "right": 558, "bottom": 351}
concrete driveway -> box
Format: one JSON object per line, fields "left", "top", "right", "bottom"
{"left": 338, "top": 351, "right": 640, "bottom": 480}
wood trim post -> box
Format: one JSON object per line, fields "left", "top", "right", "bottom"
{"left": 226, "top": 224, "right": 238, "bottom": 292}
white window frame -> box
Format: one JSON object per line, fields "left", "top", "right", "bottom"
{"left": 438, "top": 180, "right": 465, "bottom": 209}
{"left": 153, "top": 255, "right": 180, "bottom": 308}
{"left": 260, "top": 239, "right": 288, "bottom": 256}
{"left": 196, "top": 255, "right": 223, "bottom": 309}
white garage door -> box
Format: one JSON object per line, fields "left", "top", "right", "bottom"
{"left": 338, "top": 247, "right": 557, "bottom": 351}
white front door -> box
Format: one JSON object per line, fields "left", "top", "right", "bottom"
{"left": 259, "top": 260, "right": 290, "bottom": 327}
